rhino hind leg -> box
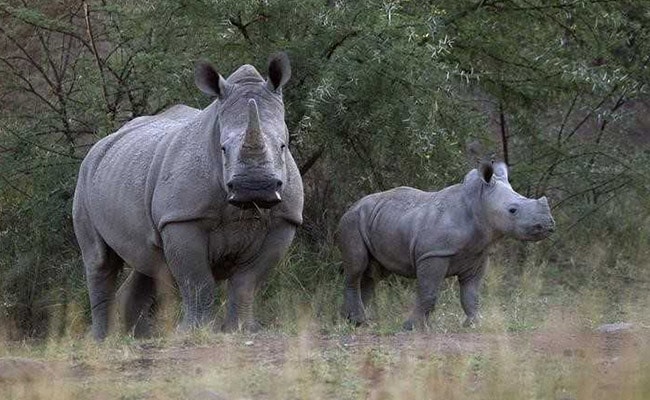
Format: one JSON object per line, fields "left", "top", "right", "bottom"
{"left": 339, "top": 224, "right": 370, "bottom": 326}
{"left": 79, "top": 235, "right": 123, "bottom": 341}
{"left": 117, "top": 270, "right": 157, "bottom": 338}
{"left": 359, "top": 268, "right": 376, "bottom": 311}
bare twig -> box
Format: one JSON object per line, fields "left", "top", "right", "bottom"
{"left": 498, "top": 101, "right": 509, "bottom": 166}
{"left": 9, "top": 161, "right": 81, "bottom": 177}
{"left": 564, "top": 86, "right": 617, "bottom": 143}
{"left": 564, "top": 190, "right": 623, "bottom": 232}
{"left": 228, "top": 12, "right": 268, "bottom": 44}
{"left": 83, "top": 1, "right": 113, "bottom": 118}
{"left": 299, "top": 147, "right": 324, "bottom": 176}
{"left": 553, "top": 174, "right": 629, "bottom": 209}
{"left": 511, "top": 0, "right": 619, "bottom": 12}
{"left": 324, "top": 31, "right": 359, "bottom": 60}
{"left": 5, "top": 127, "right": 83, "bottom": 160}
{"left": 557, "top": 94, "right": 578, "bottom": 144}
{"left": 0, "top": 173, "right": 31, "bottom": 197}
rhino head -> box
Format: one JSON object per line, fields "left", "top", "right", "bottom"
{"left": 194, "top": 52, "right": 292, "bottom": 209}
{"left": 476, "top": 161, "right": 555, "bottom": 241}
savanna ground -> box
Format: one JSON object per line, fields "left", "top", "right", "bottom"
{"left": 2, "top": 240, "right": 650, "bottom": 400}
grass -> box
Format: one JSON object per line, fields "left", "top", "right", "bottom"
{"left": 1, "top": 239, "right": 650, "bottom": 399}
{"left": 2, "top": 205, "right": 650, "bottom": 399}
{"left": 1, "top": 309, "right": 649, "bottom": 399}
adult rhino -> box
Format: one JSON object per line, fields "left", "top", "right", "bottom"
{"left": 338, "top": 160, "right": 554, "bottom": 330}
{"left": 73, "top": 52, "right": 303, "bottom": 340}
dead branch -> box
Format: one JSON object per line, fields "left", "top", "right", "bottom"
{"left": 557, "top": 94, "right": 578, "bottom": 144}
{"left": 498, "top": 101, "right": 509, "bottom": 166}
{"left": 324, "top": 31, "right": 359, "bottom": 60}
{"left": 299, "top": 147, "right": 324, "bottom": 177}
{"left": 83, "top": 1, "right": 113, "bottom": 118}
{"left": 0, "top": 173, "right": 31, "bottom": 197}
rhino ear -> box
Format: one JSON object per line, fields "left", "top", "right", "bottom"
{"left": 267, "top": 51, "right": 291, "bottom": 92}
{"left": 479, "top": 160, "right": 494, "bottom": 184}
{"left": 493, "top": 162, "right": 509, "bottom": 181}
{"left": 194, "top": 61, "right": 230, "bottom": 98}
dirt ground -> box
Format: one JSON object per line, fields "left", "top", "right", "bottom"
{"left": 2, "top": 327, "right": 648, "bottom": 399}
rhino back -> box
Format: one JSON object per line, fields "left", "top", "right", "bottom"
{"left": 348, "top": 185, "right": 477, "bottom": 276}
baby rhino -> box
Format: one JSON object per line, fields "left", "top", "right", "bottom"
{"left": 338, "top": 161, "right": 555, "bottom": 330}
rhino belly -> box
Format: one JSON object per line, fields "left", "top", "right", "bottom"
{"left": 363, "top": 229, "right": 415, "bottom": 277}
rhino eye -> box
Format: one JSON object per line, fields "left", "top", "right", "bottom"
{"left": 221, "top": 146, "right": 226, "bottom": 154}
{"left": 280, "top": 143, "right": 286, "bottom": 151}
{"left": 508, "top": 207, "right": 518, "bottom": 215}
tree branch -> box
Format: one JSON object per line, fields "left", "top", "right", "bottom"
{"left": 83, "top": 1, "right": 113, "bottom": 118}
{"left": 557, "top": 94, "right": 578, "bottom": 145}
{"left": 0, "top": 173, "right": 31, "bottom": 197}
{"left": 5, "top": 127, "right": 83, "bottom": 160}
{"left": 498, "top": 101, "right": 509, "bottom": 166}
{"left": 324, "top": 31, "right": 359, "bottom": 60}
{"left": 299, "top": 147, "right": 324, "bottom": 176}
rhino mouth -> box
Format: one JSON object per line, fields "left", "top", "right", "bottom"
{"left": 227, "top": 190, "right": 282, "bottom": 209}
{"left": 524, "top": 223, "right": 555, "bottom": 241}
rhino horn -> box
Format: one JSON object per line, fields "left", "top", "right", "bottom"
{"left": 242, "top": 99, "right": 265, "bottom": 152}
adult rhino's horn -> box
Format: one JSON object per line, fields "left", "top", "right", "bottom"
{"left": 243, "top": 99, "right": 264, "bottom": 151}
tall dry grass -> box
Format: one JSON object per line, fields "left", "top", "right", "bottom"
{"left": 2, "top": 203, "right": 650, "bottom": 399}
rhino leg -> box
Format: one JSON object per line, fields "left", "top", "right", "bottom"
{"left": 359, "top": 269, "right": 376, "bottom": 310}
{"left": 222, "top": 222, "right": 296, "bottom": 333}
{"left": 222, "top": 274, "right": 260, "bottom": 333}
{"left": 459, "top": 255, "right": 487, "bottom": 327}
{"left": 161, "top": 222, "right": 216, "bottom": 331}
{"left": 82, "top": 245, "right": 123, "bottom": 340}
{"left": 117, "top": 270, "right": 157, "bottom": 338}
{"left": 403, "top": 257, "right": 449, "bottom": 331}
{"left": 75, "top": 207, "right": 123, "bottom": 340}
{"left": 85, "top": 248, "right": 122, "bottom": 341}
{"left": 339, "top": 223, "right": 370, "bottom": 326}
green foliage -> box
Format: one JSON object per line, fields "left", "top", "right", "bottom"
{"left": 0, "top": 0, "right": 649, "bottom": 338}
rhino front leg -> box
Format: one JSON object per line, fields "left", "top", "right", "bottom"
{"left": 459, "top": 255, "right": 487, "bottom": 327}
{"left": 117, "top": 269, "right": 157, "bottom": 337}
{"left": 161, "top": 222, "right": 216, "bottom": 331}
{"left": 222, "top": 273, "right": 261, "bottom": 333}
{"left": 222, "top": 221, "right": 296, "bottom": 333}
{"left": 403, "top": 257, "right": 449, "bottom": 331}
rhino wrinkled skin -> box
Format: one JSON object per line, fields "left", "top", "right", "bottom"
{"left": 73, "top": 52, "right": 303, "bottom": 340}
{"left": 338, "top": 161, "right": 555, "bottom": 330}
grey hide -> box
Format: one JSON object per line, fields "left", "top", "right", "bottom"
{"left": 73, "top": 52, "right": 303, "bottom": 340}
{"left": 338, "top": 161, "right": 555, "bottom": 330}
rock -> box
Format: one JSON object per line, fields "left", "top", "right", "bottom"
{"left": 596, "top": 322, "right": 634, "bottom": 334}
{"left": 0, "top": 357, "right": 53, "bottom": 383}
